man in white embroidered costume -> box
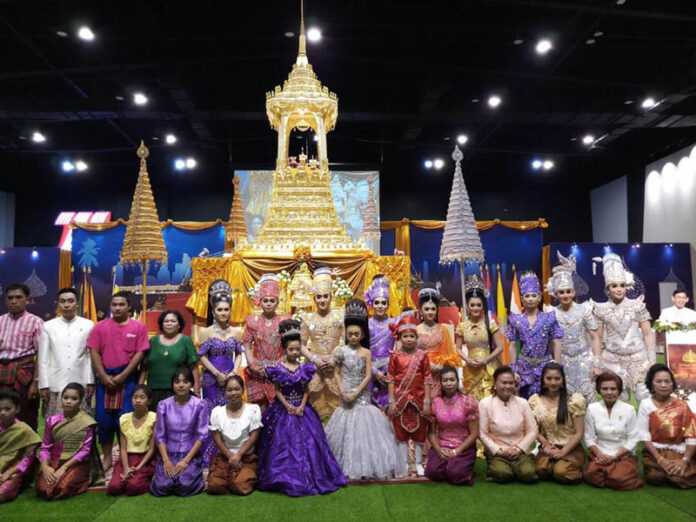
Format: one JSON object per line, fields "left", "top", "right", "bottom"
{"left": 547, "top": 252, "right": 601, "bottom": 404}
{"left": 592, "top": 253, "right": 655, "bottom": 401}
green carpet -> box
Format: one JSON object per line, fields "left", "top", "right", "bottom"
{"left": 3, "top": 459, "right": 695, "bottom": 522}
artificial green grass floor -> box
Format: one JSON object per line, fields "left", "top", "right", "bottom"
{"left": 2, "top": 458, "right": 695, "bottom": 522}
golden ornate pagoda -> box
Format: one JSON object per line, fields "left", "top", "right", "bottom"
{"left": 239, "top": 5, "right": 363, "bottom": 255}
{"left": 225, "top": 175, "right": 248, "bottom": 252}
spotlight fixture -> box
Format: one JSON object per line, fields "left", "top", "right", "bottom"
{"left": 487, "top": 95, "right": 502, "bottom": 108}
{"left": 433, "top": 158, "right": 445, "bottom": 170}
{"left": 31, "top": 131, "right": 46, "bottom": 143}
{"left": 75, "top": 160, "right": 88, "bottom": 172}
{"left": 77, "top": 26, "right": 95, "bottom": 41}
{"left": 165, "top": 134, "right": 177, "bottom": 145}
{"left": 185, "top": 158, "right": 197, "bottom": 169}
{"left": 31, "top": 249, "right": 39, "bottom": 259}
{"left": 307, "top": 27, "right": 321, "bottom": 42}
{"left": 513, "top": 39, "right": 524, "bottom": 45}
{"left": 641, "top": 97, "right": 657, "bottom": 109}
{"left": 531, "top": 159, "right": 543, "bottom": 170}
{"left": 56, "top": 30, "right": 68, "bottom": 38}
{"left": 582, "top": 134, "right": 595, "bottom": 145}
{"left": 284, "top": 31, "right": 295, "bottom": 38}
{"left": 174, "top": 159, "right": 186, "bottom": 171}
{"left": 424, "top": 159, "right": 434, "bottom": 169}
{"left": 543, "top": 160, "right": 554, "bottom": 171}
{"left": 585, "top": 39, "right": 596, "bottom": 45}
{"left": 61, "top": 160, "right": 75, "bottom": 172}
{"left": 133, "top": 92, "right": 148, "bottom": 106}
{"left": 535, "top": 39, "right": 552, "bottom": 54}
{"left": 456, "top": 134, "right": 468, "bottom": 145}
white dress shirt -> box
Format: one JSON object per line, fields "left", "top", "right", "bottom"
{"left": 584, "top": 399, "right": 640, "bottom": 456}
{"left": 658, "top": 305, "right": 696, "bottom": 324}
{"left": 38, "top": 315, "right": 94, "bottom": 392}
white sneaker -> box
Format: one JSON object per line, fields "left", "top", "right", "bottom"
{"left": 416, "top": 464, "right": 425, "bottom": 476}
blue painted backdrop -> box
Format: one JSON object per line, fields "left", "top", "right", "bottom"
{"left": 0, "top": 247, "right": 60, "bottom": 320}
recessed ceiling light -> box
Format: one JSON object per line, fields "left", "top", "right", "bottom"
{"left": 185, "top": 157, "right": 197, "bottom": 169}
{"left": 487, "top": 95, "right": 502, "bottom": 108}
{"left": 56, "top": 30, "right": 68, "bottom": 38}
{"left": 593, "top": 31, "right": 604, "bottom": 37}
{"left": 133, "top": 92, "right": 148, "bottom": 105}
{"left": 284, "top": 31, "right": 295, "bottom": 38}
{"left": 433, "top": 158, "right": 445, "bottom": 170}
{"left": 61, "top": 160, "right": 75, "bottom": 172}
{"left": 582, "top": 134, "right": 595, "bottom": 145}
{"left": 31, "top": 131, "right": 46, "bottom": 143}
{"left": 115, "top": 95, "right": 125, "bottom": 101}
{"left": 543, "top": 160, "right": 554, "bottom": 170}
{"left": 513, "top": 39, "right": 524, "bottom": 45}
{"left": 77, "top": 26, "right": 95, "bottom": 41}
{"left": 174, "top": 159, "right": 186, "bottom": 171}
{"left": 531, "top": 159, "right": 543, "bottom": 170}
{"left": 535, "top": 39, "right": 552, "bottom": 54}
{"left": 165, "top": 134, "right": 177, "bottom": 145}
{"left": 624, "top": 100, "right": 634, "bottom": 105}
{"left": 75, "top": 160, "right": 88, "bottom": 171}
{"left": 641, "top": 97, "right": 657, "bottom": 109}
{"left": 424, "top": 159, "right": 433, "bottom": 169}
{"left": 307, "top": 27, "right": 321, "bottom": 42}
{"left": 456, "top": 134, "right": 468, "bottom": 145}
{"left": 586, "top": 39, "right": 596, "bottom": 45}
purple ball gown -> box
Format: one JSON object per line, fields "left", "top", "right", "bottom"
{"left": 257, "top": 363, "right": 347, "bottom": 496}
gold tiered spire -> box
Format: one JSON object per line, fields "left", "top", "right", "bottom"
{"left": 243, "top": 3, "right": 360, "bottom": 254}
{"left": 362, "top": 175, "right": 380, "bottom": 240}
{"left": 225, "top": 175, "right": 247, "bottom": 252}
{"left": 120, "top": 141, "right": 167, "bottom": 267}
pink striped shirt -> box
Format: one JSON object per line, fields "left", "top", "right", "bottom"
{"left": 0, "top": 311, "right": 43, "bottom": 361}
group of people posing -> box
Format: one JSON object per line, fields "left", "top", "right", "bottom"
{"left": 0, "top": 252, "right": 695, "bottom": 503}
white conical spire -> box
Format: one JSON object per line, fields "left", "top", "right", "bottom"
{"left": 439, "top": 145, "right": 484, "bottom": 264}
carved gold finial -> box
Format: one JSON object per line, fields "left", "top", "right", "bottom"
{"left": 137, "top": 140, "right": 149, "bottom": 160}
{"left": 298, "top": 0, "right": 307, "bottom": 61}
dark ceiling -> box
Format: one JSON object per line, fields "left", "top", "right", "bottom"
{"left": 1, "top": 0, "right": 696, "bottom": 241}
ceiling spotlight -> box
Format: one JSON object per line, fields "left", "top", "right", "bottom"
{"left": 307, "top": 27, "right": 321, "bottom": 42}
{"left": 585, "top": 39, "right": 596, "bottom": 45}
{"left": 165, "top": 134, "right": 177, "bottom": 145}
{"left": 582, "top": 134, "right": 595, "bottom": 145}
{"left": 75, "top": 160, "right": 88, "bottom": 172}
{"left": 31, "top": 131, "right": 46, "bottom": 143}
{"left": 487, "top": 95, "right": 502, "bottom": 108}
{"left": 641, "top": 97, "right": 657, "bottom": 109}
{"left": 456, "top": 134, "right": 468, "bottom": 145}
{"left": 424, "top": 159, "right": 434, "bottom": 169}
{"left": 471, "top": 98, "right": 479, "bottom": 103}
{"left": 535, "top": 39, "right": 552, "bottom": 54}
{"left": 77, "top": 26, "right": 95, "bottom": 41}
{"left": 185, "top": 157, "right": 197, "bottom": 169}
{"left": 133, "top": 92, "right": 148, "bottom": 106}
{"left": 284, "top": 31, "right": 295, "bottom": 38}
{"left": 31, "top": 249, "right": 39, "bottom": 259}
{"left": 624, "top": 100, "right": 633, "bottom": 105}
{"left": 56, "top": 30, "right": 68, "bottom": 38}
{"left": 115, "top": 95, "right": 125, "bottom": 101}
{"left": 61, "top": 160, "right": 75, "bottom": 172}
{"left": 513, "top": 39, "right": 524, "bottom": 45}
{"left": 594, "top": 31, "right": 604, "bottom": 37}
{"left": 174, "top": 159, "right": 186, "bottom": 171}
{"left": 543, "top": 160, "right": 555, "bottom": 170}
{"left": 531, "top": 159, "right": 543, "bottom": 170}
{"left": 433, "top": 158, "right": 445, "bottom": 170}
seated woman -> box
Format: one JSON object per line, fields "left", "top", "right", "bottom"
{"left": 207, "top": 375, "right": 262, "bottom": 496}
{"left": 478, "top": 366, "right": 538, "bottom": 483}
{"left": 150, "top": 367, "right": 208, "bottom": 497}
{"left": 107, "top": 385, "right": 157, "bottom": 496}
{"left": 529, "top": 362, "right": 586, "bottom": 485}
{"left": 424, "top": 366, "right": 479, "bottom": 486}
{"left": 37, "top": 383, "right": 103, "bottom": 500}
{"left": 139, "top": 310, "right": 200, "bottom": 411}
{"left": 638, "top": 363, "right": 696, "bottom": 489}
{"left": 0, "top": 389, "right": 41, "bottom": 503}
{"left": 583, "top": 372, "right": 643, "bottom": 490}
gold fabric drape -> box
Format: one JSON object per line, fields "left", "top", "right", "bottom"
{"left": 380, "top": 218, "right": 548, "bottom": 258}
{"left": 542, "top": 245, "right": 551, "bottom": 304}
{"left": 58, "top": 250, "right": 72, "bottom": 289}
{"left": 186, "top": 253, "right": 413, "bottom": 324}
{"left": 72, "top": 219, "right": 227, "bottom": 232}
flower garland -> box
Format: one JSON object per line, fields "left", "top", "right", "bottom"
{"left": 653, "top": 320, "right": 696, "bottom": 333}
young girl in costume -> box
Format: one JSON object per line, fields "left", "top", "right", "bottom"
{"left": 150, "top": 367, "right": 208, "bottom": 497}
{"left": 387, "top": 314, "right": 432, "bottom": 476}
{"left": 37, "top": 383, "right": 103, "bottom": 500}
{"left": 326, "top": 299, "right": 406, "bottom": 480}
{"left": 207, "top": 375, "right": 263, "bottom": 496}
{"left": 257, "top": 319, "right": 346, "bottom": 496}
{"left": 0, "top": 389, "right": 41, "bottom": 503}
{"left": 107, "top": 384, "right": 156, "bottom": 496}
{"left": 242, "top": 274, "right": 290, "bottom": 410}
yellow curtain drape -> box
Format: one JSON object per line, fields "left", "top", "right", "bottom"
{"left": 72, "top": 219, "right": 227, "bottom": 231}
{"left": 58, "top": 250, "right": 72, "bottom": 289}
{"left": 542, "top": 245, "right": 551, "bottom": 305}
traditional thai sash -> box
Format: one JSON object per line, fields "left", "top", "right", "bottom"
{"left": 420, "top": 325, "right": 461, "bottom": 367}
{"left": 394, "top": 349, "right": 426, "bottom": 414}
{"left": 650, "top": 399, "right": 696, "bottom": 446}
{"left": 0, "top": 355, "right": 35, "bottom": 389}
{"left": 52, "top": 411, "right": 96, "bottom": 462}
{"left": 0, "top": 421, "right": 41, "bottom": 471}
{"left": 102, "top": 365, "right": 130, "bottom": 410}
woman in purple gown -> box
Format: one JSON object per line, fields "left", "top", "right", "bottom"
{"left": 150, "top": 367, "right": 208, "bottom": 497}
{"left": 257, "top": 319, "right": 346, "bottom": 496}
{"left": 365, "top": 275, "right": 398, "bottom": 410}
{"left": 506, "top": 272, "right": 564, "bottom": 399}
{"left": 198, "top": 281, "right": 244, "bottom": 464}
